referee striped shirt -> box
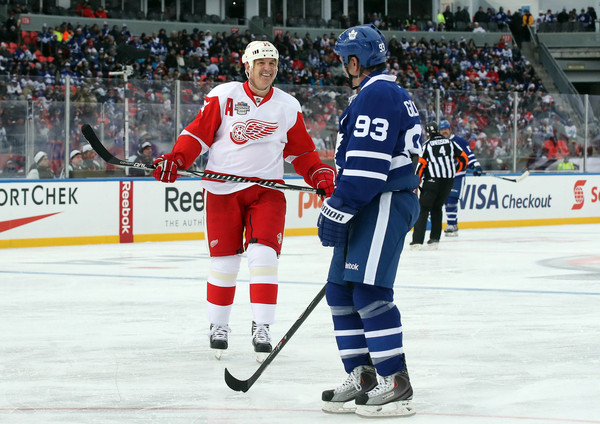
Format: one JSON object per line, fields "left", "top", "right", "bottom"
{"left": 419, "top": 134, "right": 468, "bottom": 179}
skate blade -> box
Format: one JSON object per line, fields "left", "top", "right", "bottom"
{"left": 213, "top": 349, "right": 224, "bottom": 360}
{"left": 255, "top": 352, "right": 268, "bottom": 363}
{"left": 444, "top": 232, "right": 458, "bottom": 237}
{"left": 322, "top": 401, "right": 356, "bottom": 414}
{"left": 355, "top": 400, "right": 415, "bottom": 418}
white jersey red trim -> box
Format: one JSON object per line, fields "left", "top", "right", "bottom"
{"left": 175, "top": 81, "right": 316, "bottom": 194}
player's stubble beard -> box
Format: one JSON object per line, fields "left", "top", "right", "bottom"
{"left": 248, "top": 65, "right": 277, "bottom": 97}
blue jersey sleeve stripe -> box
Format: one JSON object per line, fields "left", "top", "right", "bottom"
{"left": 346, "top": 150, "right": 392, "bottom": 162}
{"left": 345, "top": 156, "right": 391, "bottom": 175}
{"left": 390, "top": 155, "right": 412, "bottom": 169}
{"left": 342, "top": 169, "right": 388, "bottom": 181}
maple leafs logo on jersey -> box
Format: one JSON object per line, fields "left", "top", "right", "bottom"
{"left": 229, "top": 119, "right": 278, "bottom": 145}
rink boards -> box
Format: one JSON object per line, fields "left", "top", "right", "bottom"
{"left": 1, "top": 173, "right": 599, "bottom": 248}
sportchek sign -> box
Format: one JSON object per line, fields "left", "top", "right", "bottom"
{"left": 1, "top": 174, "right": 599, "bottom": 248}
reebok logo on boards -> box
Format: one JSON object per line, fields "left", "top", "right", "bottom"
{"left": 119, "top": 181, "right": 133, "bottom": 243}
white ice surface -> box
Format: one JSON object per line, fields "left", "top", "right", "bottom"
{"left": 1, "top": 224, "right": 599, "bottom": 424}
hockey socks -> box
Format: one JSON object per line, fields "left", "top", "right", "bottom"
{"left": 445, "top": 196, "right": 459, "bottom": 226}
{"left": 326, "top": 282, "right": 371, "bottom": 373}
{"left": 326, "top": 282, "right": 407, "bottom": 377}
{"left": 353, "top": 284, "right": 406, "bottom": 377}
{"left": 206, "top": 255, "right": 241, "bottom": 326}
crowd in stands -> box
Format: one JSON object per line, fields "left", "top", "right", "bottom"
{"left": 0, "top": 6, "right": 596, "bottom": 178}
{"left": 361, "top": 5, "right": 597, "bottom": 35}
{"left": 7, "top": 0, "right": 599, "bottom": 33}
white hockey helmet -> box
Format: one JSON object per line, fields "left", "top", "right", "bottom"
{"left": 242, "top": 41, "right": 279, "bottom": 70}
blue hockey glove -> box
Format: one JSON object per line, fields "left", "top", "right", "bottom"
{"left": 473, "top": 166, "right": 483, "bottom": 176}
{"left": 317, "top": 197, "right": 356, "bottom": 247}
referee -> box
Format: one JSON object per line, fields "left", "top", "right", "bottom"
{"left": 411, "top": 122, "right": 468, "bottom": 250}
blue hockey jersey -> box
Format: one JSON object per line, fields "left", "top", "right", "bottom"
{"left": 334, "top": 73, "right": 423, "bottom": 210}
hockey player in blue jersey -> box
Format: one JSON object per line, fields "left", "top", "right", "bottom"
{"left": 317, "top": 24, "right": 422, "bottom": 418}
{"left": 439, "top": 120, "right": 482, "bottom": 236}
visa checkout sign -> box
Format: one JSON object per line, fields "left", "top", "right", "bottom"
{"left": 455, "top": 174, "right": 600, "bottom": 226}
{"left": 460, "top": 184, "right": 552, "bottom": 210}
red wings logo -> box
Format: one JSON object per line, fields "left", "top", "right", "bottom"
{"left": 230, "top": 119, "right": 278, "bottom": 145}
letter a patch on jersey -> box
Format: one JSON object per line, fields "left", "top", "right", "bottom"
{"left": 225, "top": 98, "right": 234, "bottom": 116}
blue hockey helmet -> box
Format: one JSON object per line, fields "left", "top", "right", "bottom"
{"left": 439, "top": 120, "right": 451, "bottom": 130}
{"left": 334, "top": 24, "right": 388, "bottom": 68}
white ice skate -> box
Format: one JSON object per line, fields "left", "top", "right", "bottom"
{"left": 444, "top": 224, "right": 459, "bottom": 237}
{"left": 252, "top": 321, "right": 272, "bottom": 363}
{"left": 355, "top": 370, "right": 415, "bottom": 418}
{"left": 321, "top": 365, "right": 377, "bottom": 414}
{"left": 209, "top": 324, "right": 230, "bottom": 360}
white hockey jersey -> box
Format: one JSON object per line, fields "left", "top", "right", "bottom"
{"left": 175, "top": 81, "right": 316, "bottom": 194}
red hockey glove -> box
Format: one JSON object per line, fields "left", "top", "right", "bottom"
{"left": 153, "top": 153, "right": 185, "bottom": 183}
{"left": 308, "top": 163, "right": 336, "bottom": 198}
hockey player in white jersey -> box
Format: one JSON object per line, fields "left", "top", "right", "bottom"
{"left": 152, "top": 40, "right": 336, "bottom": 361}
{"left": 317, "top": 24, "right": 422, "bottom": 417}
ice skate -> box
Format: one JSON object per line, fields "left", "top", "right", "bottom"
{"left": 444, "top": 224, "right": 458, "bottom": 237}
{"left": 355, "top": 369, "right": 415, "bottom": 418}
{"left": 209, "top": 324, "right": 230, "bottom": 360}
{"left": 409, "top": 242, "right": 422, "bottom": 251}
{"left": 321, "top": 365, "right": 377, "bottom": 414}
{"left": 426, "top": 239, "right": 439, "bottom": 250}
{"left": 251, "top": 321, "right": 272, "bottom": 363}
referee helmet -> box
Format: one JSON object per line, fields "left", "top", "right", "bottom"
{"left": 425, "top": 122, "right": 440, "bottom": 136}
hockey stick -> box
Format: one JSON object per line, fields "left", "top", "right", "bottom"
{"left": 80, "top": 124, "right": 325, "bottom": 195}
{"left": 224, "top": 284, "right": 326, "bottom": 392}
{"left": 468, "top": 169, "right": 530, "bottom": 183}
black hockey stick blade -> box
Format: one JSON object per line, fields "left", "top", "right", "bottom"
{"left": 80, "top": 124, "right": 325, "bottom": 195}
{"left": 224, "top": 284, "right": 327, "bottom": 392}
{"left": 82, "top": 124, "right": 136, "bottom": 168}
